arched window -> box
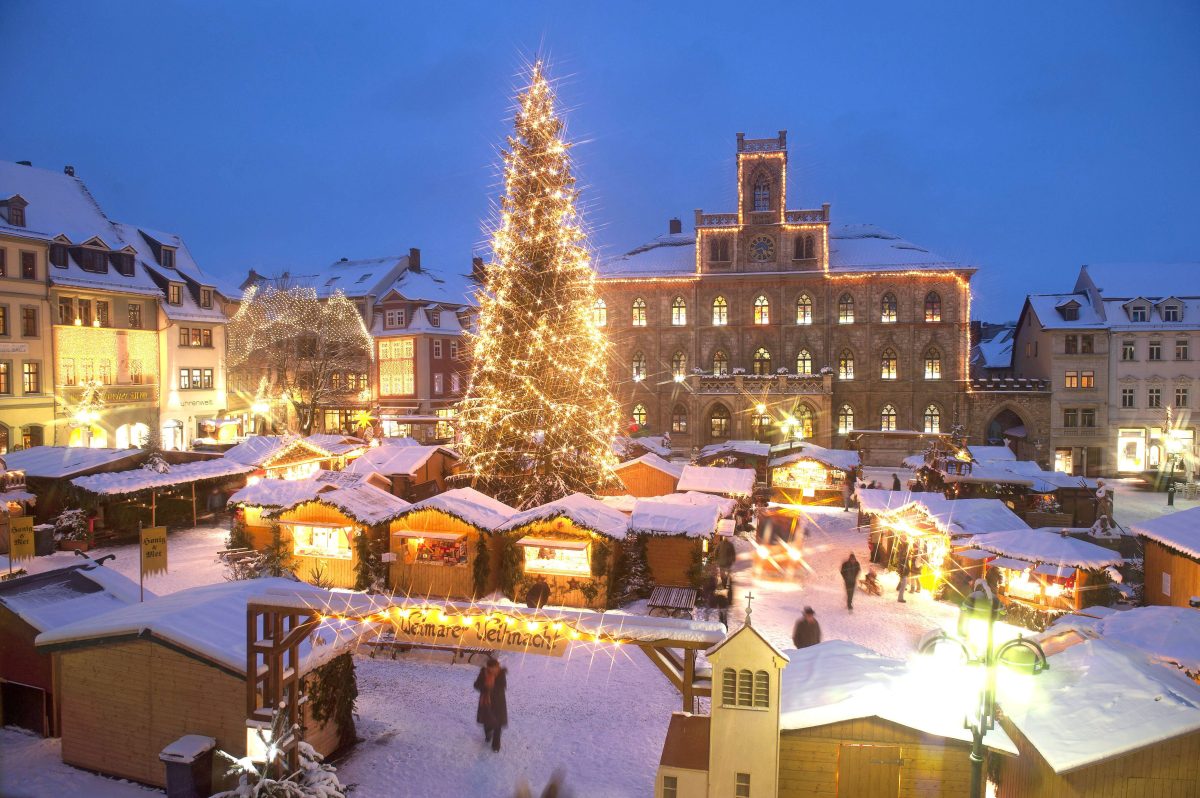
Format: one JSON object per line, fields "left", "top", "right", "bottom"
{"left": 671, "top": 297, "right": 687, "bottom": 326}
{"left": 632, "top": 351, "right": 647, "bottom": 381}
{"left": 737, "top": 669, "right": 754, "bottom": 707}
{"left": 881, "top": 404, "right": 898, "bottom": 431}
{"left": 753, "top": 178, "right": 770, "bottom": 212}
{"left": 671, "top": 351, "right": 687, "bottom": 378}
{"left": 754, "top": 671, "right": 770, "bottom": 708}
{"left": 753, "top": 295, "right": 770, "bottom": 325}
{"left": 671, "top": 404, "right": 688, "bottom": 434}
{"left": 924, "top": 348, "right": 942, "bottom": 380}
{"left": 881, "top": 292, "right": 898, "bottom": 323}
{"left": 794, "top": 405, "right": 815, "bottom": 439}
{"left": 793, "top": 235, "right": 816, "bottom": 260}
{"left": 923, "top": 404, "right": 942, "bottom": 434}
{"left": 592, "top": 298, "right": 607, "bottom": 327}
{"left": 881, "top": 348, "right": 898, "bottom": 380}
{"left": 753, "top": 347, "right": 772, "bottom": 375}
{"left": 632, "top": 404, "right": 647, "bottom": 427}
{"left": 837, "top": 404, "right": 855, "bottom": 434}
{"left": 712, "top": 296, "right": 728, "bottom": 326}
{"left": 631, "top": 297, "right": 647, "bottom": 327}
{"left": 751, "top": 412, "right": 772, "bottom": 442}
{"left": 796, "top": 294, "right": 813, "bottom": 325}
{"left": 713, "top": 350, "right": 730, "bottom": 376}
{"left": 838, "top": 350, "right": 855, "bottom": 380}
{"left": 925, "top": 291, "right": 942, "bottom": 322}
{"left": 709, "top": 404, "right": 731, "bottom": 439}
{"left": 722, "top": 668, "right": 737, "bottom": 706}
{"left": 838, "top": 293, "right": 855, "bottom": 324}
{"left": 796, "top": 349, "right": 813, "bottom": 375}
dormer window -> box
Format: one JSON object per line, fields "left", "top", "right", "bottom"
{"left": 429, "top": 310, "right": 441, "bottom": 327}
{"left": 1058, "top": 300, "right": 1080, "bottom": 322}
{"left": 5, "top": 198, "right": 27, "bottom": 228}
{"left": 50, "top": 244, "right": 68, "bottom": 268}
{"left": 200, "top": 288, "right": 213, "bottom": 309}
{"left": 1131, "top": 306, "right": 1148, "bottom": 322}
{"left": 112, "top": 252, "right": 135, "bottom": 277}
{"left": 385, "top": 309, "right": 406, "bottom": 328}
{"left": 161, "top": 247, "right": 175, "bottom": 269}
{"left": 168, "top": 284, "right": 182, "bottom": 305}
{"left": 79, "top": 248, "right": 109, "bottom": 274}
{"left": 1163, "top": 305, "right": 1182, "bottom": 322}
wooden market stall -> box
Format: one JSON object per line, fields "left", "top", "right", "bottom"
{"left": 767, "top": 442, "right": 860, "bottom": 505}
{"left": 629, "top": 500, "right": 720, "bottom": 587}
{"left": 2, "top": 447, "right": 146, "bottom": 523}
{"left": 222, "top": 435, "right": 336, "bottom": 481}
{"left": 496, "top": 493, "right": 630, "bottom": 610}
{"left": 696, "top": 440, "right": 772, "bottom": 482}
{"left": 1131, "top": 507, "right": 1200, "bottom": 609}
{"left": 35, "top": 579, "right": 354, "bottom": 791}
{"left": 389, "top": 487, "right": 516, "bottom": 600}
{"left": 609, "top": 453, "right": 684, "bottom": 498}
{"left": 677, "top": 465, "right": 756, "bottom": 498}
{"left": 345, "top": 441, "right": 460, "bottom": 501}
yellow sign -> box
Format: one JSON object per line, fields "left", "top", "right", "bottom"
{"left": 9, "top": 516, "right": 35, "bottom": 563}
{"left": 391, "top": 609, "right": 570, "bottom": 657}
{"left": 140, "top": 526, "right": 168, "bottom": 577}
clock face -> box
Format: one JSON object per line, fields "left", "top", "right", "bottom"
{"left": 750, "top": 235, "right": 775, "bottom": 262}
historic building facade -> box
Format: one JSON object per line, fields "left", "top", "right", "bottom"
{"left": 595, "top": 132, "right": 973, "bottom": 453}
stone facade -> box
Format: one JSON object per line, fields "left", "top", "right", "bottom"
{"left": 964, "top": 378, "right": 1053, "bottom": 465}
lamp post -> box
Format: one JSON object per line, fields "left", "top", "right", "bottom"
{"left": 1166, "top": 429, "right": 1185, "bottom": 507}
{"left": 919, "top": 581, "right": 1048, "bottom": 798}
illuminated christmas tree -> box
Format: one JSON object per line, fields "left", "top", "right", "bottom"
{"left": 459, "top": 61, "right": 621, "bottom": 507}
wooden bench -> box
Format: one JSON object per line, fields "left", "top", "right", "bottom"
{"left": 218, "top": 547, "right": 259, "bottom": 564}
{"left": 365, "top": 637, "right": 494, "bottom": 665}
{"left": 648, "top": 585, "right": 698, "bottom": 619}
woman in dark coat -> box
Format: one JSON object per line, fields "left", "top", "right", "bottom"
{"left": 475, "top": 657, "right": 508, "bottom": 752}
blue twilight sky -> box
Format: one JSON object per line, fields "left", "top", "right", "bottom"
{"left": 2, "top": 1, "right": 1198, "bottom": 319}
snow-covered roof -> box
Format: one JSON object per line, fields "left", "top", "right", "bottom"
{"left": 642, "top": 491, "right": 737, "bottom": 518}
{"left": 1026, "top": 293, "right": 1105, "bottom": 330}
{"left": 597, "top": 231, "right": 697, "bottom": 278}
{"left": 855, "top": 489, "right": 1029, "bottom": 537}
{"left": 677, "top": 466, "right": 755, "bottom": 496}
{"left": 243, "top": 478, "right": 410, "bottom": 526}
{"left": 379, "top": 264, "right": 475, "bottom": 307}
{"left": 974, "top": 326, "right": 1015, "bottom": 370}
{"left": 35, "top": 578, "right": 357, "bottom": 676}
{"left": 499, "top": 493, "right": 629, "bottom": 539}
{"left": 1131, "top": 508, "right": 1200, "bottom": 560}
{"left": 595, "top": 494, "right": 639, "bottom": 514}
{"left": 613, "top": 452, "right": 684, "bottom": 480}
{"left": 269, "top": 255, "right": 410, "bottom": 301}
{"left": 940, "top": 463, "right": 1036, "bottom": 488}
{"left": 699, "top": 440, "right": 771, "bottom": 461}
{"left": 222, "top": 436, "right": 328, "bottom": 467}
{"left": 1050, "top": 606, "right": 1200, "bottom": 674}
{"left": 303, "top": 434, "right": 367, "bottom": 458}
{"left": 1001, "top": 638, "right": 1200, "bottom": 773}
{"left": 0, "top": 160, "right": 124, "bottom": 248}
{"left": 613, "top": 435, "right": 673, "bottom": 460}
{"left": 629, "top": 500, "right": 720, "bottom": 538}
{"left": 71, "top": 457, "right": 254, "bottom": 496}
{"left": 969, "top": 529, "right": 1123, "bottom": 570}
{"left": 970, "top": 458, "right": 1097, "bottom": 492}
{"left": 968, "top": 445, "right": 1016, "bottom": 463}
{"left": 3, "top": 446, "right": 144, "bottom": 479}
{"left": 0, "top": 564, "right": 144, "bottom": 633}
{"left": 779, "top": 640, "right": 1016, "bottom": 752}
{"left": 229, "top": 477, "right": 332, "bottom": 509}
{"left": 769, "top": 442, "right": 860, "bottom": 473}
{"left": 395, "top": 487, "right": 516, "bottom": 531}
{"left": 344, "top": 444, "right": 458, "bottom": 477}
{"left": 111, "top": 222, "right": 226, "bottom": 323}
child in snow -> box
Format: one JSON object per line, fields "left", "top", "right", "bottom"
{"left": 475, "top": 657, "right": 508, "bottom": 752}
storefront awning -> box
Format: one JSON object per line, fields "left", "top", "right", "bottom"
{"left": 517, "top": 536, "right": 588, "bottom": 551}
{"left": 393, "top": 529, "right": 466, "bottom": 542}
{"left": 988, "top": 556, "right": 1032, "bottom": 572}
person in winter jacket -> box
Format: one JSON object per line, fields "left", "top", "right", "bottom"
{"left": 792, "top": 606, "right": 821, "bottom": 648}
{"left": 897, "top": 556, "right": 910, "bottom": 603}
{"left": 840, "top": 553, "right": 862, "bottom": 610}
{"left": 892, "top": 473, "right": 902, "bottom": 491}
{"left": 715, "top": 535, "right": 737, "bottom": 589}
{"left": 475, "top": 657, "right": 508, "bottom": 752}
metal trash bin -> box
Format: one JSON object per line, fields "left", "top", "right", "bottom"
{"left": 159, "top": 734, "right": 217, "bottom": 798}
{"left": 34, "top": 524, "right": 55, "bottom": 557}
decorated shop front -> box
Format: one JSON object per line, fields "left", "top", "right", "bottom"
{"left": 767, "top": 442, "right": 860, "bottom": 505}
{"left": 628, "top": 499, "right": 719, "bottom": 587}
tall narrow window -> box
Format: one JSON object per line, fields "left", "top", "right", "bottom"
{"left": 923, "top": 404, "right": 942, "bottom": 433}
{"left": 631, "top": 297, "right": 647, "bottom": 327}
{"left": 753, "top": 671, "right": 770, "bottom": 707}
{"left": 22, "top": 362, "right": 40, "bottom": 394}
{"left": 632, "top": 351, "right": 647, "bottom": 381}
{"left": 925, "top": 291, "right": 942, "bottom": 322}
{"left": 737, "top": 669, "right": 754, "bottom": 707}
{"left": 671, "top": 297, "right": 687, "bottom": 326}
{"left": 880, "top": 349, "right": 898, "bottom": 380}
{"left": 751, "top": 413, "right": 772, "bottom": 442}
{"left": 881, "top": 404, "right": 898, "bottom": 431}
{"left": 712, "top": 296, "right": 728, "bottom": 326}
{"left": 837, "top": 404, "right": 855, "bottom": 434}
{"left": 753, "top": 178, "right": 770, "bottom": 212}
{"left": 709, "top": 405, "right": 730, "bottom": 439}
{"left": 632, "top": 404, "right": 647, "bottom": 427}
{"left": 881, "top": 292, "right": 898, "bottom": 323}
{"left": 796, "top": 349, "right": 812, "bottom": 375}
{"left": 793, "top": 234, "right": 815, "bottom": 260}
{"left": 796, "top": 294, "right": 813, "bottom": 325}
{"left": 838, "top": 293, "right": 855, "bottom": 324}
{"left": 128, "top": 304, "right": 142, "bottom": 329}
{"left": 793, "top": 406, "right": 815, "bottom": 439}
{"left": 924, "top": 348, "right": 942, "bottom": 380}
{"left": 671, "top": 404, "right": 688, "bottom": 433}
{"left": 753, "top": 295, "right": 770, "bottom": 325}
{"left": 722, "top": 668, "right": 737, "bottom": 705}
{"left": 592, "top": 299, "right": 607, "bottom": 327}
{"left": 753, "top": 347, "right": 772, "bottom": 375}
{"left": 671, "top": 351, "right": 687, "bottom": 378}
{"left": 736, "top": 773, "right": 751, "bottom": 798}
{"left": 709, "top": 237, "right": 731, "bottom": 262}
{"left": 713, "top": 350, "right": 729, "bottom": 376}
{"left": 838, "top": 350, "right": 855, "bottom": 380}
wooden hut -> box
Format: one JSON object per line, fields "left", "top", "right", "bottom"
{"left": 344, "top": 442, "right": 460, "bottom": 501}
{"left": 35, "top": 579, "right": 354, "bottom": 790}
{"left": 677, "top": 465, "right": 756, "bottom": 498}
{"left": 389, "top": 487, "right": 516, "bottom": 600}
{"left": 995, "top": 635, "right": 1200, "bottom": 796}
{"left": 629, "top": 500, "right": 719, "bottom": 587}
{"left": 2, "top": 446, "right": 145, "bottom": 522}
{"left": 496, "top": 493, "right": 629, "bottom": 610}
{"left": 303, "top": 433, "right": 368, "bottom": 469}
{"left": 696, "top": 440, "right": 771, "bottom": 482}
{"left": 0, "top": 563, "right": 141, "bottom": 736}
{"left": 609, "top": 453, "right": 683, "bottom": 498}
{"left": 1048, "top": 605, "right": 1200, "bottom": 682}
{"left": 223, "top": 435, "right": 334, "bottom": 481}
{"left": 767, "top": 442, "right": 860, "bottom": 505}
{"left": 1131, "top": 508, "right": 1200, "bottom": 608}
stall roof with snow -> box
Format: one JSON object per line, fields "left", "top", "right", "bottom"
{"left": 769, "top": 442, "right": 860, "bottom": 473}
{"left": 303, "top": 434, "right": 367, "bottom": 458}
{"left": 857, "top": 489, "right": 1029, "bottom": 536}
{"left": 699, "top": 440, "right": 772, "bottom": 460}
{"left": 613, "top": 434, "right": 673, "bottom": 460}
{"left": 394, "top": 487, "right": 516, "bottom": 531}
{"left": 344, "top": 443, "right": 459, "bottom": 477}
{"left": 0, "top": 563, "right": 144, "bottom": 633}
{"left": 676, "top": 465, "right": 755, "bottom": 497}
{"left": 1131, "top": 508, "right": 1200, "bottom": 560}
{"left": 3, "top": 446, "right": 144, "bottom": 479}
{"left": 498, "top": 492, "right": 629, "bottom": 539}
{"left": 263, "top": 481, "right": 412, "bottom": 527}
{"left": 1049, "top": 606, "right": 1200, "bottom": 675}
{"left": 613, "top": 452, "right": 685, "bottom": 479}
{"left": 629, "top": 500, "right": 720, "bottom": 538}
{"left": 969, "top": 529, "right": 1124, "bottom": 570}
{"left": 70, "top": 457, "right": 255, "bottom": 497}
{"left": 222, "top": 435, "right": 331, "bottom": 468}
{"left": 642, "top": 491, "right": 737, "bottom": 518}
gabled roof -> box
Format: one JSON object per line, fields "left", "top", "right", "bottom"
{"left": 378, "top": 264, "right": 474, "bottom": 307}
{"left": 612, "top": 452, "right": 684, "bottom": 479}
{"left": 499, "top": 493, "right": 629, "bottom": 539}
{"left": 629, "top": 500, "right": 719, "bottom": 538}
{"left": 658, "top": 713, "right": 711, "bottom": 772}
{"left": 72, "top": 457, "right": 256, "bottom": 496}
{"left": 222, "top": 436, "right": 331, "bottom": 468}
{"left": 4, "top": 446, "right": 145, "bottom": 479}
{"left": 0, "top": 563, "right": 144, "bottom": 633}
{"left": 344, "top": 444, "right": 459, "bottom": 477}
{"left": 0, "top": 160, "right": 123, "bottom": 248}
{"left": 969, "top": 529, "right": 1123, "bottom": 570}
{"left": 395, "top": 487, "right": 517, "bottom": 532}
{"left": 1131, "top": 507, "right": 1200, "bottom": 560}
{"left": 1049, "top": 606, "right": 1200, "bottom": 674}
{"left": 1024, "top": 293, "right": 1105, "bottom": 330}
{"left": 677, "top": 465, "right": 755, "bottom": 496}
{"left": 263, "top": 481, "right": 412, "bottom": 527}
{"left": 705, "top": 620, "right": 789, "bottom": 662}
{"left": 769, "top": 442, "right": 859, "bottom": 472}
{"left": 303, "top": 434, "right": 368, "bottom": 458}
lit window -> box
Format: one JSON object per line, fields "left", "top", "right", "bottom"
{"left": 751, "top": 413, "right": 772, "bottom": 442}
{"left": 709, "top": 405, "right": 730, "bottom": 439}
{"left": 521, "top": 539, "right": 590, "bottom": 577}
{"left": 796, "top": 294, "right": 813, "bottom": 325}
{"left": 671, "top": 351, "right": 687, "bottom": 378}
{"left": 838, "top": 350, "right": 854, "bottom": 380}
{"left": 923, "top": 404, "right": 941, "bottom": 434}
{"left": 291, "top": 524, "right": 353, "bottom": 559}
{"left": 837, "top": 293, "right": 854, "bottom": 324}
{"left": 924, "top": 349, "right": 941, "bottom": 380}
{"left": 592, "top": 299, "right": 606, "bottom": 327}
{"left": 753, "top": 348, "right": 771, "bottom": 375}
{"left": 632, "top": 298, "right": 647, "bottom": 327}
{"left": 1064, "top": 371, "right": 1079, "bottom": 389}
{"left": 671, "top": 404, "right": 688, "bottom": 433}
{"left": 632, "top": 404, "right": 647, "bottom": 426}
{"left": 1081, "top": 370, "right": 1094, "bottom": 388}
{"left": 793, "top": 406, "right": 814, "bottom": 438}
{"left": 881, "top": 292, "right": 897, "bottom": 323}
{"left": 924, "top": 291, "right": 942, "bottom": 322}
{"left": 712, "top": 296, "right": 728, "bottom": 326}
{"left": 671, "top": 297, "right": 687, "bottom": 326}
{"left": 632, "top": 351, "right": 646, "bottom": 381}
{"left": 796, "top": 349, "right": 812, "bottom": 375}
{"left": 880, "top": 349, "right": 898, "bottom": 380}
{"left": 881, "top": 404, "right": 897, "bottom": 431}
{"left": 837, "top": 405, "right": 854, "bottom": 434}
{"left": 753, "top": 296, "right": 770, "bottom": 325}
{"left": 713, "top": 351, "right": 729, "bottom": 376}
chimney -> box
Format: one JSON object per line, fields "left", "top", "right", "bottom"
{"left": 338, "top": 257, "right": 348, "bottom": 262}
{"left": 471, "top": 256, "right": 486, "bottom": 284}
{"left": 16, "top": 161, "right": 31, "bottom": 166}
{"left": 668, "top": 218, "right": 682, "bottom": 235}
{"left": 64, "top": 165, "right": 75, "bottom": 176}
{"left": 409, "top": 247, "right": 421, "bottom": 272}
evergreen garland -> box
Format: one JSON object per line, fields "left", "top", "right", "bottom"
{"left": 472, "top": 534, "right": 492, "bottom": 598}
{"left": 261, "top": 523, "right": 296, "bottom": 578}
{"left": 226, "top": 516, "right": 251, "bottom": 551}
{"left": 307, "top": 653, "right": 357, "bottom": 751}
{"left": 619, "top": 535, "right": 652, "bottom": 598}
{"left": 353, "top": 529, "right": 385, "bottom": 592}
{"left": 498, "top": 536, "right": 523, "bottom": 600}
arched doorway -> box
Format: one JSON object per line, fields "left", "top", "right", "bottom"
{"left": 984, "top": 407, "right": 1033, "bottom": 460}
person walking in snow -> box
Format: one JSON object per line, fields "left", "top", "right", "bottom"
{"left": 840, "top": 553, "right": 861, "bottom": 611}
{"left": 842, "top": 480, "right": 854, "bottom": 512}
{"left": 715, "top": 534, "right": 736, "bottom": 590}
{"left": 897, "top": 555, "right": 910, "bottom": 603}
{"left": 892, "top": 473, "right": 902, "bottom": 491}
{"left": 792, "top": 606, "right": 821, "bottom": 648}
{"left": 475, "top": 657, "right": 508, "bottom": 752}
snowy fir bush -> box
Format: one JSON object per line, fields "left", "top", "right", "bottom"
{"left": 53, "top": 508, "right": 89, "bottom": 541}
{"left": 214, "top": 740, "right": 345, "bottom": 798}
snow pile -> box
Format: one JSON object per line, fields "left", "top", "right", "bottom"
{"left": 3, "top": 446, "right": 143, "bottom": 479}
{"left": 1050, "top": 606, "right": 1200, "bottom": 674}
{"left": 968, "top": 529, "right": 1124, "bottom": 570}
{"left": 595, "top": 494, "right": 639, "bottom": 513}
{"left": 1131, "top": 507, "right": 1200, "bottom": 559}
{"left": 613, "top": 452, "right": 684, "bottom": 480}
{"left": 72, "top": 457, "right": 254, "bottom": 496}
{"left": 499, "top": 492, "right": 630, "bottom": 539}
{"left": 677, "top": 465, "right": 755, "bottom": 496}
{"left": 629, "top": 500, "right": 720, "bottom": 538}
{"left": 769, "top": 442, "right": 860, "bottom": 473}
{"left": 396, "top": 487, "right": 516, "bottom": 531}
{"left": 0, "top": 563, "right": 145, "bottom": 632}
{"left": 344, "top": 444, "right": 457, "bottom": 477}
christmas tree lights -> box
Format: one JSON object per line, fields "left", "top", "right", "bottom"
{"left": 458, "top": 61, "right": 622, "bottom": 508}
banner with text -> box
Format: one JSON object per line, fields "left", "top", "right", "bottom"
{"left": 390, "top": 609, "right": 570, "bottom": 657}
{"left": 140, "top": 526, "right": 168, "bottom": 577}
{"left": 9, "top": 517, "right": 35, "bottom": 563}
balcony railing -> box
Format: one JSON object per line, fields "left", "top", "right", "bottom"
{"left": 696, "top": 212, "right": 738, "bottom": 228}
{"left": 785, "top": 208, "right": 830, "bottom": 223}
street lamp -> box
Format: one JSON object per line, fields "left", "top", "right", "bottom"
{"left": 1166, "top": 429, "right": 1185, "bottom": 507}
{"left": 919, "top": 581, "right": 1048, "bottom": 798}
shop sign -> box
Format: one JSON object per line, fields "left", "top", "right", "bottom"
{"left": 63, "top": 385, "right": 157, "bottom": 404}
{"left": 0, "top": 342, "right": 29, "bottom": 354}
{"left": 391, "top": 608, "right": 570, "bottom": 657}
{"left": 140, "top": 525, "right": 168, "bottom": 576}
{"left": 9, "top": 517, "right": 35, "bottom": 562}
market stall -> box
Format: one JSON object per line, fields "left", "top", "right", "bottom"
{"left": 676, "top": 465, "right": 755, "bottom": 498}
{"left": 222, "top": 435, "right": 336, "bottom": 481}
{"left": 767, "top": 442, "right": 860, "bottom": 505}
{"left": 608, "top": 453, "right": 684, "bottom": 498}
{"left": 389, "top": 487, "right": 516, "bottom": 600}
{"left": 497, "top": 493, "right": 629, "bottom": 610}
{"left": 628, "top": 500, "right": 720, "bottom": 587}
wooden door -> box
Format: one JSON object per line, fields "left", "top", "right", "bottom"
{"left": 837, "top": 743, "right": 901, "bottom": 798}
